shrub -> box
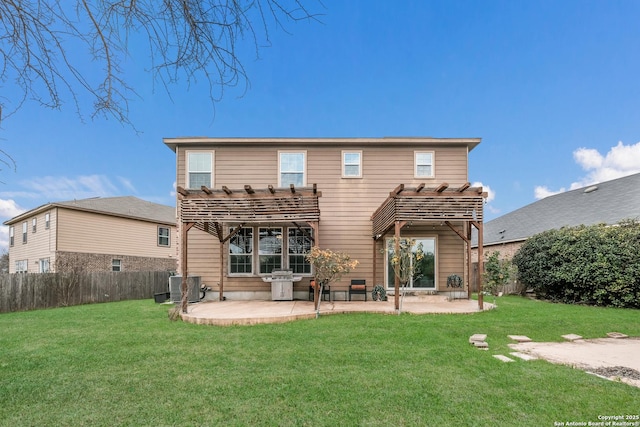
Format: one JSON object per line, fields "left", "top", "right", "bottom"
{"left": 512, "top": 220, "right": 640, "bottom": 308}
{"left": 483, "top": 251, "right": 518, "bottom": 296}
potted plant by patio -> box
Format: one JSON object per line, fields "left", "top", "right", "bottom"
{"left": 306, "top": 247, "right": 358, "bottom": 317}
{"left": 371, "top": 285, "right": 387, "bottom": 301}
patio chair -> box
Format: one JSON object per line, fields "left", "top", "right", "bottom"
{"left": 349, "top": 279, "right": 367, "bottom": 301}
{"left": 309, "top": 280, "right": 330, "bottom": 301}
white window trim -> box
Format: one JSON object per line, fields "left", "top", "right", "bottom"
{"left": 258, "top": 227, "right": 283, "bottom": 275}
{"left": 185, "top": 150, "right": 214, "bottom": 189}
{"left": 22, "top": 222, "right": 27, "bottom": 244}
{"left": 16, "top": 260, "right": 28, "bottom": 273}
{"left": 45, "top": 212, "right": 50, "bottom": 229}
{"left": 341, "top": 150, "right": 363, "bottom": 179}
{"left": 227, "top": 226, "right": 314, "bottom": 277}
{"left": 32, "top": 218, "right": 37, "bottom": 233}
{"left": 287, "top": 227, "right": 314, "bottom": 275}
{"left": 278, "top": 151, "right": 307, "bottom": 187}
{"left": 9, "top": 226, "right": 14, "bottom": 247}
{"left": 414, "top": 151, "right": 435, "bottom": 179}
{"left": 39, "top": 258, "right": 50, "bottom": 273}
{"left": 158, "top": 226, "right": 171, "bottom": 247}
{"left": 228, "top": 227, "right": 254, "bottom": 276}
{"left": 112, "top": 259, "right": 122, "bottom": 272}
{"left": 385, "top": 236, "right": 438, "bottom": 290}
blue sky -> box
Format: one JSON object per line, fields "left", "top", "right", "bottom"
{"left": 1, "top": 0, "right": 640, "bottom": 250}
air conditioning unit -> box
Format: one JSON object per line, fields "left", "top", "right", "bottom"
{"left": 169, "top": 275, "right": 201, "bottom": 303}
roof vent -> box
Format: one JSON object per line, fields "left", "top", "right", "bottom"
{"left": 583, "top": 185, "right": 598, "bottom": 193}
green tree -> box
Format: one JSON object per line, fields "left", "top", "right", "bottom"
{"left": 513, "top": 220, "right": 640, "bottom": 308}
{"left": 483, "top": 251, "right": 516, "bottom": 296}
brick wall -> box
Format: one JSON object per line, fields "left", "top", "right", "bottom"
{"left": 55, "top": 251, "right": 177, "bottom": 273}
{"left": 471, "top": 241, "right": 524, "bottom": 263}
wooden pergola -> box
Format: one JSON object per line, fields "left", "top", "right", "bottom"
{"left": 371, "top": 183, "right": 487, "bottom": 310}
{"left": 176, "top": 184, "right": 322, "bottom": 312}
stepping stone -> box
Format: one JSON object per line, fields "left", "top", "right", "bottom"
{"left": 493, "top": 355, "right": 514, "bottom": 362}
{"left": 508, "top": 335, "right": 532, "bottom": 342}
{"left": 472, "top": 341, "right": 489, "bottom": 349}
{"left": 469, "top": 334, "right": 487, "bottom": 343}
{"left": 510, "top": 352, "right": 538, "bottom": 361}
{"left": 562, "top": 334, "right": 583, "bottom": 341}
{"left": 607, "top": 332, "right": 628, "bottom": 339}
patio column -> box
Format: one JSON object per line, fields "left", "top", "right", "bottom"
{"left": 473, "top": 220, "right": 484, "bottom": 310}
{"left": 181, "top": 222, "right": 194, "bottom": 313}
{"left": 394, "top": 221, "right": 401, "bottom": 311}
{"left": 219, "top": 240, "right": 225, "bottom": 301}
{"left": 372, "top": 238, "right": 377, "bottom": 291}
{"left": 466, "top": 222, "right": 472, "bottom": 299}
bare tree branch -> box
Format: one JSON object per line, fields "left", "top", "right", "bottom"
{"left": 0, "top": 0, "right": 323, "bottom": 128}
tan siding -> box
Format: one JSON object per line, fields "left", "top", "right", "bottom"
{"left": 175, "top": 141, "right": 474, "bottom": 296}
{"left": 7, "top": 209, "right": 57, "bottom": 273}
{"left": 57, "top": 209, "right": 176, "bottom": 259}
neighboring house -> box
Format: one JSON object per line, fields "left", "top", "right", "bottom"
{"left": 473, "top": 172, "right": 640, "bottom": 261}
{"left": 164, "top": 137, "right": 487, "bottom": 304}
{"left": 4, "top": 196, "right": 177, "bottom": 274}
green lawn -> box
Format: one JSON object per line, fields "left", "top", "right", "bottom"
{"left": 0, "top": 296, "right": 638, "bottom": 426}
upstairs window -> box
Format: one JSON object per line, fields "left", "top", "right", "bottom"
{"left": 279, "top": 152, "right": 305, "bottom": 187}
{"left": 22, "top": 222, "right": 27, "bottom": 244}
{"left": 158, "top": 227, "right": 170, "bottom": 247}
{"left": 342, "top": 151, "right": 362, "bottom": 178}
{"left": 9, "top": 226, "right": 14, "bottom": 247}
{"left": 45, "top": 212, "right": 50, "bottom": 229}
{"left": 187, "top": 151, "right": 213, "bottom": 189}
{"left": 32, "top": 218, "right": 37, "bottom": 233}
{"left": 415, "top": 151, "right": 434, "bottom": 178}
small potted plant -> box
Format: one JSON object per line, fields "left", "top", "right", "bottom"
{"left": 371, "top": 285, "right": 387, "bottom": 301}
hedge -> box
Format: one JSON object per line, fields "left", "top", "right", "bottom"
{"left": 512, "top": 220, "right": 640, "bottom": 308}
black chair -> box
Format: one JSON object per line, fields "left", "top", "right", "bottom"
{"left": 349, "top": 279, "right": 367, "bottom": 301}
{"left": 309, "top": 280, "right": 330, "bottom": 301}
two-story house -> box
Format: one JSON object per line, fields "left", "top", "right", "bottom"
{"left": 4, "top": 196, "right": 177, "bottom": 274}
{"left": 164, "top": 137, "right": 486, "bottom": 306}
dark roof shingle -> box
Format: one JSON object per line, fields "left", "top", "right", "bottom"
{"left": 479, "top": 172, "right": 640, "bottom": 246}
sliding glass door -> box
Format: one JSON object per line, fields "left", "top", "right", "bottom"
{"left": 386, "top": 237, "right": 436, "bottom": 289}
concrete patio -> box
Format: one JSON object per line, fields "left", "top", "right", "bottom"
{"left": 180, "top": 295, "right": 494, "bottom": 326}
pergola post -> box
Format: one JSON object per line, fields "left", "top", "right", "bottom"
{"left": 394, "top": 221, "right": 401, "bottom": 311}
{"left": 475, "top": 221, "right": 484, "bottom": 310}
{"left": 372, "top": 238, "right": 378, "bottom": 291}
{"left": 181, "top": 222, "right": 194, "bottom": 313}
{"left": 466, "top": 222, "right": 472, "bottom": 299}
{"left": 219, "top": 240, "right": 225, "bottom": 301}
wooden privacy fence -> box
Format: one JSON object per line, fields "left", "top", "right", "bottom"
{"left": 0, "top": 271, "right": 171, "bottom": 313}
{"left": 470, "top": 262, "right": 523, "bottom": 295}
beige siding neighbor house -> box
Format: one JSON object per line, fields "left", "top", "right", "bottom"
{"left": 165, "top": 137, "right": 487, "bottom": 308}
{"left": 4, "top": 196, "right": 177, "bottom": 274}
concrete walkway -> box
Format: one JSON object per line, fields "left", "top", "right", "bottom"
{"left": 180, "top": 295, "right": 494, "bottom": 326}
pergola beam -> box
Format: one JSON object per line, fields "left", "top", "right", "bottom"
{"left": 435, "top": 182, "right": 449, "bottom": 193}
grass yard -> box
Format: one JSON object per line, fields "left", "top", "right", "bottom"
{"left": 0, "top": 296, "right": 639, "bottom": 426}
